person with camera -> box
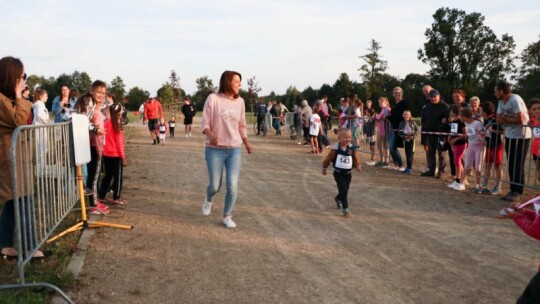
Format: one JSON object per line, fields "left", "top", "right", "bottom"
{"left": 51, "top": 85, "right": 75, "bottom": 123}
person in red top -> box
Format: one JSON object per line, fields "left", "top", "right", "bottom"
{"left": 499, "top": 196, "right": 540, "bottom": 303}
{"left": 530, "top": 99, "right": 540, "bottom": 183}
{"left": 98, "top": 103, "right": 128, "bottom": 205}
{"left": 143, "top": 97, "right": 163, "bottom": 145}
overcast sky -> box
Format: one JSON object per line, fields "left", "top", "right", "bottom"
{"left": 1, "top": 0, "right": 538, "bottom": 96}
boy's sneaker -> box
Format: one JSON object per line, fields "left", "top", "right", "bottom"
{"left": 490, "top": 186, "right": 501, "bottom": 195}
{"left": 84, "top": 187, "right": 93, "bottom": 196}
{"left": 342, "top": 208, "right": 350, "bottom": 216}
{"left": 507, "top": 192, "right": 521, "bottom": 202}
{"left": 398, "top": 167, "right": 406, "bottom": 172}
{"left": 88, "top": 203, "right": 110, "bottom": 215}
{"left": 453, "top": 183, "right": 466, "bottom": 191}
{"left": 447, "top": 181, "right": 458, "bottom": 188}
{"left": 334, "top": 197, "right": 342, "bottom": 209}
{"left": 202, "top": 198, "right": 212, "bottom": 216}
{"left": 405, "top": 169, "right": 412, "bottom": 175}
{"left": 374, "top": 161, "right": 384, "bottom": 167}
{"left": 366, "top": 160, "right": 376, "bottom": 166}
{"left": 473, "top": 187, "right": 484, "bottom": 194}
{"left": 111, "top": 198, "right": 128, "bottom": 205}
{"left": 223, "top": 216, "right": 236, "bottom": 228}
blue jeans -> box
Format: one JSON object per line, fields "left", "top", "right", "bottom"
{"left": 205, "top": 147, "right": 241, "bottom": 216}
{"left": 388, "top": 130, "right": 403, "bottom": 167}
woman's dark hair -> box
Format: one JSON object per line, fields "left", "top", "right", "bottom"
{"left": 218, "top": 70, "right": 242, "bottom": 99}
{"left": 0, "top": 56, "right": 24, "bottom": 100}
{"left": 109, "top": 103, "right": 122, "bottom": 133}
{"left": 530, "top": 98, "right": 540, "bottom": 109}
{"left": 481, "top": 102, "right": 496, "bottom": 116}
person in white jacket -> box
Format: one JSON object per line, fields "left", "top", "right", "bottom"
{"left": 32, "top": 89, "right": 50, "bottom": 173}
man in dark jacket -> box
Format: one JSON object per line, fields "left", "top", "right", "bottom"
{"left": 421, "top": 89, "right": 450, "bottom": 177}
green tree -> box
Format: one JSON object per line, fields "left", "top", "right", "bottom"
{"left": 192, "top": 76, "right": 217, "bottom": 111}
{"left": 247, "top": 76, "right": 262, "bottom": 112}
{"left": 125, "top": 86, "right": 150, "bottom": 111}
{"left": 301, "top": 86, "right": 318, "bottom": 104}
{"left": 333, "top": 73, "right": 354, "bottom": 100}
{"left": 515, "top": 37, "right": 540, "bottom": 101}
{"left": 158, "top": 82, "right": 175, "bottom": 105}
{"left": 284, "top": 86, "right": 302, "bottom": 109}
{"left": 71, "top": 71, "right": 92, "bottom": 94}
{"left": 401, "top": 73, "right": 431, "bottom": 116}
{"left": 169, "top": 70, "right": 183, "bottom": 102}
{"left": 418, "top": 7, "right": 515, "bottom": 97}
{"left": 359, "top": 39, "right": 388, "bottom": 99}
{"left": 109, "top": 76, "right": 126, "bottom": 102}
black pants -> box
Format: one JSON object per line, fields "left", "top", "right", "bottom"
{"left": 303, "top": 126, "right": 310, "bottom": 143}
{"left": 505, "top": 138, "right": 530, "bottom": 194}
{"left": 404, "top": 140, "right": 415, "bottom": 170}
{"left": 333, "top": 171, "right": 352, "bottom": 210}
{"left": 98, "top": 156, "right": 123, "bottom": 200}
{"left": 447, "top": 144, "right": 456, "bottom": 176}
{"left": 170, "top": 127, "right": 175, "bottom": 137}
{"left": 426, "top": 135, "right": 446, "bottom": 174}
{"left": 518, "top": 271, "right": 540, "bottom": 304}
{"left": 0, "top": 197, "right": 36, "bottom": 250}
{"left": 256, "top": 115, "right": 265, "bottom": 134}
{"left": 86, "top": 146, "right": 101, "bottom": 206}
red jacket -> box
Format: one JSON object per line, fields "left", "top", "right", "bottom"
{"left": 102, "top": 120, "right": 126, "bottom": 159}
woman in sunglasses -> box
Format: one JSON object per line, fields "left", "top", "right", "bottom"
{"left": 0, "top": 56, "right": 44, "bottom": 258}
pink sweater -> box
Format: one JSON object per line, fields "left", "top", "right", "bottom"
{"left": 201, "top": 93, "right": 247, "bottom": 148}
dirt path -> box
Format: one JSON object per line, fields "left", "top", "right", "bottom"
{"left": 70, "top": 121, "right": 538, "bottom": 304}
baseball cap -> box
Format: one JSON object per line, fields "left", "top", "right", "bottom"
{"left": 429, "top": 89, "right": 440, "bottom": 97}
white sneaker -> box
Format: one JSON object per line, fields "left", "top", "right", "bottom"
{"left": 453, "top": 183, "right": 466, "bottom": 191}
{"left": 398, "top": 167, "right": 406, "bottom": 172}
{"left": 223, "top": 216, "right": 236, "bottom": 228}
{"left": 366, "top": 160, "right": 376, "bottom": 166}
{"left": 447, "top": 181, "right": 458, "bottom": 188}
{"left": 202, "top": 199, "right": 212, "bottom": 216}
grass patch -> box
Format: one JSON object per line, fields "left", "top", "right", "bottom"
{"left": 0, "top": 206, "right": 83, "bottom": 303}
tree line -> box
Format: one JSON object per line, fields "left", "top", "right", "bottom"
{"left": 25, "top": 7, "right": 539, "bottom": 116}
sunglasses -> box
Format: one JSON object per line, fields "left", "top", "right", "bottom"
{"left": 20, "top": 73, "right": 27, "bottom": 81}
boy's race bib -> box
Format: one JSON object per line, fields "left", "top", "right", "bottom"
{"left": 450, "top": 123, "right": 458, "bottom": 134}
{"left": 335, "top": 154, "right": 353, "bottom": 170}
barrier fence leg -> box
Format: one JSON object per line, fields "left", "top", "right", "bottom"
{"left": 47, "top": 165, "right": 133, "bottom": 244}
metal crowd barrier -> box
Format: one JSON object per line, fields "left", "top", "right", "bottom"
{"left": 352, "top": 118, "right": 540, "bottom": 192}
{"left": 0, "top": 122, "right": 77, "bottom": 303}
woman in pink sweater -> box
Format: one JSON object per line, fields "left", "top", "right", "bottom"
{"left": 200, "top": 71, "right": 253, "bottom": 229}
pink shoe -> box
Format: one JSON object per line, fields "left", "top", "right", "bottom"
{"left": 111, "top": 198, "right": 128, "bottom": 205}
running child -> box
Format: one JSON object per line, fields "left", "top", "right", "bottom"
{"left": 157, "top": 117, "right": 168, "bottom": 145}
{"left": 98, "top": 103, "right": 128, "bottom": 205}
{"left": 322, "top": 128, "right": 361, "bottom": 216}
{"left": 398, "top": 110, "right": 418, "bottom": 175}
{"left": 363, "top": 108, "right": 376, "bottom": 165}
{"left": 481, "top": 102, "right": 504, "bottom": 195}
{"left": 456, "top": 107, "right": 486, "bottom": 192}
{"left": 309, "top": 103, "right": 322, "bottom": 154}
{"left": 168, "top": 115, "right": 176, "bottom": 138}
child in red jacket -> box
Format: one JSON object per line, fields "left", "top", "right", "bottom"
{"left": 499, "top": 194, "right": 540, "bottom": 303}
{"left": 98, "top": 103, "right": 128, "bottom": 205}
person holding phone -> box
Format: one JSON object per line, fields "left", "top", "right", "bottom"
{"left": 0, "top": 56, "right": 44, "bottom": 258}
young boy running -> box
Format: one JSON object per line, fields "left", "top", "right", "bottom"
{"left": 322, "top": 128, "right": 361, "bottom": 216}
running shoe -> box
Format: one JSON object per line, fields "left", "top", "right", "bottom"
{"left": 202, "top": 198, "right": 212, "bottom": 216}
{"left": 223, "top": 216, "right": 236, "bottom": 228}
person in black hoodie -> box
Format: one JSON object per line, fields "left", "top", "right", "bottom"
{"left": 421, "top": 89, "right": 450, "bottom": 177}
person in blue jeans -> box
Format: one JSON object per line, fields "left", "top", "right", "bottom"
{"left": 200, "top": 71, "right": 253, "bottom": 229}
